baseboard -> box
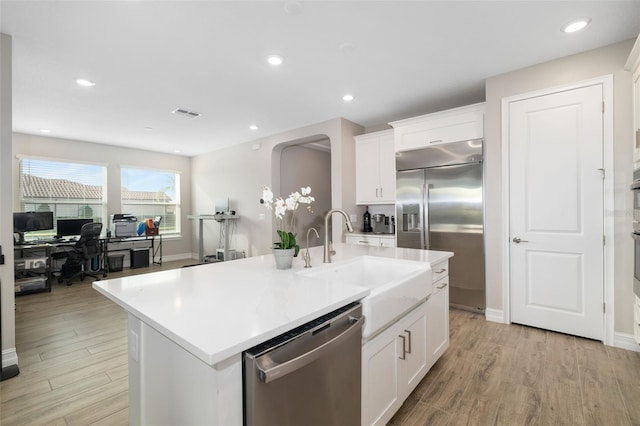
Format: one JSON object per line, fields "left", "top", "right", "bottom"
{"left": 2, "top": 348, "right": 18, "bottom": 368}
{"left": 485, "top": 308, "right": 506, "bottom": 324}
{"left": 162, "top": 253, "right": 195, "bottom": 263}
{"left": 613, "top": 332, "right": 640, "bottom": 352}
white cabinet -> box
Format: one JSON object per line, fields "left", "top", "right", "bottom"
{"left": 361, "top": 259, "right": 450, "bottom": 426}
{"left": 427, "top": 275, "right": 450, "bottom": 369}
{"left": 390, "top": 103, "right": 485, "bottom": 152}
{"left": 362, "top": 302, "right": 427, "bottom": 426}
{"left": 355, "top": 129, "right": 396, "bottom": 204}
{"left": 346, "top": 233, "right": 395, "bottom": 248}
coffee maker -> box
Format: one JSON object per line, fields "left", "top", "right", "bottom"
{"left": 372, "top": 214, "right": 393, "bottom": 234}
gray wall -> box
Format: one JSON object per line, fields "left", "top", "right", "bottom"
{"left": 191, "top": 118, "right": 363, "bottom": 261}
{"left": 280, "top": 143, "right": 331, "bottom": 247}
{"left": 485, "top": 39, "right": 635, "bottom": 334}
{"left": 1, "top": 34, "right": 15, "bottom": 366}
{"left": 12, "top": 132, "right": 193, "bottom": 261}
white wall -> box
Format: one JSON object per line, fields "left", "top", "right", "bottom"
{"left": 191, "top": 118, "right": 363, "bottom": 260}
{"left": 485, "top": 39, "right": 635, "bottom": 334}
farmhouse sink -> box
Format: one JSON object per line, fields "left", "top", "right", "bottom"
{"left": 298, "top": 256, "right": 432, "bottom": 339}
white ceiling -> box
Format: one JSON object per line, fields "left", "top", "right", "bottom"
{"left": 2, "top": 1, "right": 639, "bottom": 157}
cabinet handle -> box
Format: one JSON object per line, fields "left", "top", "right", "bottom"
{"left": 398, "top": 335, "right": 406, "bottom": 360}
{"left": 375, "top": 188, "right": 379, "bottom": 198}
{"left": 359, "top": 240, "right": 370, "bottom": 244}
{"left": 404, "top": 329, "right": 412, "bottom": 354}
{"left": 379, "top": 187, "right": 383, "bottom": 198}
{"left": 435, "top": 268, "right": 446, "bottom": 274}
{"left": 429, "top": 139, "right": 443, "bottom": 144}
{"left": 437, "top": 282, "right": 448, "bottom": 289}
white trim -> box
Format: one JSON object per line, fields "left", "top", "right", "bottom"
{"left": 120, "top": 164, "right": 183, "bottom": 175}
{"left": 2, "top": 348, "right": 18, "bottom": 368}
{"left": 484, "top": 308, "right": 506, "bottom": 324}
{"left": 15, "top": 153, "right": 108, "bottom": 168}
{"left": 613, "top": 332, "right": 640, "bottom": 352}
{"left": 500, "top": 75, "right": 615, "bottom": 345}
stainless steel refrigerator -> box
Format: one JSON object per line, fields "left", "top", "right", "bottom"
{"left": 396, "top": 139, "right": 485, "bottom": 312}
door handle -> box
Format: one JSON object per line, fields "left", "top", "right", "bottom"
{"left": 398, "top": 334, "right": 406, "bottom": 360}
{"left": 512, "top": 237, "right": 529, "bottom": 243}
{"left": 256, "top": 315, "right": 364, "bottom": 383}
{"left": 404, "top": 329, "right": 412, "bottom": 354}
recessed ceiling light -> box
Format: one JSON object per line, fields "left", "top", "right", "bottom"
{"left": 39, "top": 128, "right": 51, "bottom": 133}
{"left": 143, "top": 127, "right": 153, "bottom": 131}
{"left": 174, "top": 149, "right": 181, "bottom": 153}
{"left": 76, "top": 78, "right": 96, "bottom": 87}
{"left": 267, "top": 55, "right": 284, "bottom": 66}
{"left": 342, "top": 94, "right": 354, "bottom": 102}
{"left": 249, "top": 124, "right": 259, "bottom": 131}
{"left": 562, "top": 18, "right": 591, "bottom": 33}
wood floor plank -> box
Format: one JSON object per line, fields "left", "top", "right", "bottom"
{"left": 4, "top": 261, "right": 640, "bottom": 425}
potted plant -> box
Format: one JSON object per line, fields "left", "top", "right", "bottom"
{"left": 261, "top": 185, "right": 314, "bottom": 269}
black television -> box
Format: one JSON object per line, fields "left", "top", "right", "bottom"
{"left": 56, "top": 218, "right": 94, "bottom": 237}
{"left": 13, "top": 211, "right": 54, "bottom": 233}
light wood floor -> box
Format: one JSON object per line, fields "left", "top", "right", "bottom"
{"left": 2, "top": 262, "right": 640, "bottom": 425}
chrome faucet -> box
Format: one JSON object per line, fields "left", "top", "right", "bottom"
{"left": 302, "top": 227, "right": 320, "bottom": 268}
{"left": 323, "top": 208, "right": 354, "bottom": 263}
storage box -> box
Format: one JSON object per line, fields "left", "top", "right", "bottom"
{"left": 130, "top": 248, "right": 149, "bottom": 269}
{"left": 145, "top": 227, "right": 159, "bottom": 236}
{"left": 16, "top": 276, "right": 47, "bottom": 292}
{"left": 108, "top": 254, "right": 125, "bottom": 272}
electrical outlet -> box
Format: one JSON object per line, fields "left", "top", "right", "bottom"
{"left": 350, "top": 214, "right": 357, "bottom": 223}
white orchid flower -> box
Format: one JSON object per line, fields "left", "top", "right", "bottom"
{"left": 274, "top": 198, "right": 287, "bottom": 219}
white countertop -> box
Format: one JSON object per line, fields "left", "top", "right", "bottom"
{"left": 349, "top": 232, "right": 395, "bottom": 237}
{"left": 92, "top": 243, "right": 452, "bottom": 366}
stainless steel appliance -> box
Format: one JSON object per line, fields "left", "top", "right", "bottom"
{"left": 396, "top": 139, "right": 485, "bottom": 312}
{"left": 631, "top": 167, "right": 640, "bottom": 298}
{"left": 371, "top": 214, "right": 392, "bottom": 234}
{"left": 243, "top": 302, "right": 363, "bottom": 426}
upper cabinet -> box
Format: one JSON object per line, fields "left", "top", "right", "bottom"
{"left": 355, "top": 129, "right": 396, "bottom": 205}
{"left": 390, "top": 103, "right": 485, "bottom": 152}
{"left": 626, "top": 34, "right": 640, "bottom": 162}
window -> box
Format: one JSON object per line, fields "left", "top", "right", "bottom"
{"left": 121, "top": 167, "right": 180, "bottom": 235}
{"left": 18, "top": 157, "right": 107, "bottom": 238}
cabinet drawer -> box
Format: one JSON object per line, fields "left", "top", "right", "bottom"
{"left": 431, "top": 261, "right": 448, "bottom": 282}
{"left": 346, "top": 235, "right": 380, "bottom": 246}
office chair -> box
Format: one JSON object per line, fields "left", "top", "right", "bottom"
{"left": 57, "top": 222, "right": 103, "bottom": 286}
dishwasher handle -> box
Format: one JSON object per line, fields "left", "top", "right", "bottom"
{"left": 256, "top": 315, "right": 364, "bottom": 384}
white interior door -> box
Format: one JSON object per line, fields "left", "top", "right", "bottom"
{"left": 509, "top": 84, "right": 604, "bottom": 341}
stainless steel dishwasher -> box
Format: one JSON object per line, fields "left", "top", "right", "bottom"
{"left": 243, "top": 302, "right": 363, "bottom": 426}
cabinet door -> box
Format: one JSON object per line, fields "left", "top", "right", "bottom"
{"left": 362, "top": 325, "right": 400, "bottom": 426}
{"left": 356, "top": 136, "right": 381, "bottom": 204}
{"left": 377, "top": 133, "right": 396, "bottom": 203}
{"left": 427, "top": 277, "right": 450, "bottom": 370}
{"left": 398, "top": 302, "right": 428, "bottom": 397}
{"left": 379, "top": 237, "right": 396, "bottom": 248}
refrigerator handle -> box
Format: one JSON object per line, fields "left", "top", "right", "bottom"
{"left": 422, "top": 183, "right": 430, "bottom": 250}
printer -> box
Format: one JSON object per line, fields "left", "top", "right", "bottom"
{"left": 109, "top": 214, "right": 138, "bottom": 237}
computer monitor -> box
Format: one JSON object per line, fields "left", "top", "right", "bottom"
{"left": 13, "top": 211, "right": 54, "bottom": 233}
{"left": 56, "top": 218, "right": 94, "bottom": 237}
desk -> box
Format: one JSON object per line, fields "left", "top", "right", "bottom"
{"left": 14, "top": 239, "right": 108, "bottom": 295}
{"left": 188, "top": 214, "right": 239, "bottom": 262}
{"left": 103, "top": 235, "right": 162, "bottom": 272}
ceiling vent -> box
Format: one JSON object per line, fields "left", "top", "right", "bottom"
{"left": 172, "top": 108, "right": 202, "bottom": 118}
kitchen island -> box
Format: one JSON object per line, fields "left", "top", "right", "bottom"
{"left": 93, "top": 243, "right": 452, "bottom": 425}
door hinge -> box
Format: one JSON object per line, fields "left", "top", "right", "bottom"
{"left": 603, "top": 302, "right": 606, "bottom": 313}
{"left": 598, "top": 168, "right": 605, "bottom": 179}
{"left": 602, "top": 101, "right": 605, "bottom": 113}
{"left": 602, "top": 235, "right": 606, "bottom": 246}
